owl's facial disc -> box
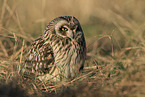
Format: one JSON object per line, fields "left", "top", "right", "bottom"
{"left": 55, "top": 20, "right": 77, "bottom": 39}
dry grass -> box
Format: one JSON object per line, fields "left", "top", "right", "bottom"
{"left": 0, "top": 0, "right": 145, "bottom": 97}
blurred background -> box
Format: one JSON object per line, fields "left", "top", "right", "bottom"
{"left": 0, "top": 0, "right": 145, "bottom": 97}
{"left": 1, "top": 0, "right": 145, "bottom": 54}
{"left": 2, "top": 0, "right": 145, "bottom": 31}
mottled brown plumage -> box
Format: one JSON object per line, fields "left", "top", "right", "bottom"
{"left": 23, "top": 16, "right": 86, "bottom": 81}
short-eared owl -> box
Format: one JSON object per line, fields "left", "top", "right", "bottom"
{"left": 23, "top": 16, "right": 86, "bottom": 81}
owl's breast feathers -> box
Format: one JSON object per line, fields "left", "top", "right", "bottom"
{"left": 46, "top": 34, "right": 85, "bottom": 78}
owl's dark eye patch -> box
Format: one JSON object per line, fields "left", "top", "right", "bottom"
{"left": 60, "top": 26, "right": 68, "bottom": 31}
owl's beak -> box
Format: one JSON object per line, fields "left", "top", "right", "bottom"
{"left": 70, "top": 25, "right": 78, "bottom": 39}
{"left": 67, "top": 30, "right": 75, "bottom": 39}
{"left": 68, "top": 22, "right": 78, "bottom": 39}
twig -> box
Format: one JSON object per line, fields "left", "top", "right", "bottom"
{"left": 0, "top": 40, "right": 8, "bottom": 57}
{"left": 20, "top": 40, "right": 25, "bottom": 64}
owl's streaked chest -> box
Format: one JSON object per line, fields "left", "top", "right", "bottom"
{"left": 50, "top": 38, "right": 80, "bottom": 65}
{"left": 47, "top": 36, "right": 83, "bottom": 78}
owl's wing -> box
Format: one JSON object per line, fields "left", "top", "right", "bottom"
{"left": 24, "top": 37, "right": 55, "bottom": 75}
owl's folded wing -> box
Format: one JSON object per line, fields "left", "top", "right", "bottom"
{"left": 24, "top": 37, "right": 55, "bottom": 75}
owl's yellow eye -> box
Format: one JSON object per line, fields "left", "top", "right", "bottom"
{"left": 60, "top": 27, "right": 68, "bottom": 31}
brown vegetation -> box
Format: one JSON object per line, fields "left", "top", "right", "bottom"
{"left": 0, "top": 0, "right": 145, "bottom": 97}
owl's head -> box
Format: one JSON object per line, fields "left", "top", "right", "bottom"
{"left": 43, "top": 16, "right": 83, "bottom": 40}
